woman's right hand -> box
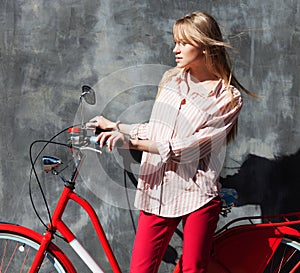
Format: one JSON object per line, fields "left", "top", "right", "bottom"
{"left": 96, "top": 131, "right": 128, "bottom": 152}
{"left": 86, "top": 115, "right": 116, "bottom": 132}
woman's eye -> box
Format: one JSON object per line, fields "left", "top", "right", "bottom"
{"left": 174, "top": 41, "right": 186, "bottom": 46}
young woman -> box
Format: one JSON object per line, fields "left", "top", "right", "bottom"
{"left": 87, "top": 11, "right": 253, "bottom": 273}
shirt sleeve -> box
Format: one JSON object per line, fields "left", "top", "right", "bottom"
{"left": 129, "top": 123, "right": 149, "bottom": 140}
{"left": 156, "top": 88, "right": 243, "bottom": 163}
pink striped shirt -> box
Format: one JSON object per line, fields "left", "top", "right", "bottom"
{"left": 130, "top": 69, "right": 242, "bottom": 217}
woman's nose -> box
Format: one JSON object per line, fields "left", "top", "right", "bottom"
{"left": 173, "top": 44, "right": 180, "bottom": 54}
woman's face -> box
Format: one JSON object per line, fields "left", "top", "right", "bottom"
{"left": 173, "top": 39, "right": 204, "bottom": 69}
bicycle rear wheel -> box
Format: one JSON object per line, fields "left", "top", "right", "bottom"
{"left": 264, "top": 237, "right": 300, "bottom": 273}
{"left": 0, "top": 231, "right": 68, "bottom": 272}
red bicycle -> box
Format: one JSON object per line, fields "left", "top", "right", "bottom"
{"left": 0, "top": 87, "right": 299, "bottom": 272}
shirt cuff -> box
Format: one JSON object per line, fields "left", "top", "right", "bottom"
{"left": 129, "top": 124, "right": 139, "bottom": 139}
{"left": 129, "top": 123, "right": 149, "bottom": 140}
{"left": 156, "top": 140, "right": 172, "bottom": 163}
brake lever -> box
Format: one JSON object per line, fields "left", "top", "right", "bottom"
{"left": 79, "top": 146, "right": 102, "bottom": 154}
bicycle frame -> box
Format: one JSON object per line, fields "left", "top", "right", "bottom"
{"left": 29, "top": 148, "right": 122, "bottom": 273}
{"left": 6, "top": 130, "right": 300, "bottom": 273}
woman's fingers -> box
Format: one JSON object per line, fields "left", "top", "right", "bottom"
{"left": 97, "top": 131, "right": 110, "bottom": 148}
{"left": 97, "top": 131, "right": 125, "bottom": 151}
{"left": 86, "top": 116, "right": 100, "bottom": 127}
{"left": 86, "top": 117, "right": 99, "bottom": 129}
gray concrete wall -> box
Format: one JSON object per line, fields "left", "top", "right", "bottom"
{"left": 0, "top": 0, "right": 299, "bottom": 272}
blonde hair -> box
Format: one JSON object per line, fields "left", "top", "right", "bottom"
{"left": 169, "top": 11, "right": 257, "bottom": 142}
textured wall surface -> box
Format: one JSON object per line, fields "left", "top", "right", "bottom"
{"left": 0, "top": 0, "right": 299, "bottom": 272}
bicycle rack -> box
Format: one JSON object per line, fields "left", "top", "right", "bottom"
{"left": 216, "top": 211, "right": 300, "bottom": 235}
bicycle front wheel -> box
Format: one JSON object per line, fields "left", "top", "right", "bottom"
{"left": 264, "top": 237, "right": 300, "bottom": 273}
{"left": 0, "top": 230, "right": 68, "bottom": 273}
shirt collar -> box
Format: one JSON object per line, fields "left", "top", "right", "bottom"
{"left": 175, "top": 69, "right": 223, "bottom": 98}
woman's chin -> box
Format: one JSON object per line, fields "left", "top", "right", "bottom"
{"left": 176, "top": 62, "right": 185, "bottom": 68}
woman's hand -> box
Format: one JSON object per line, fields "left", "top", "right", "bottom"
{"left": 86, "top": 115, "right": 116, "bottom": 132}
{"left": 95, "top": 131, "right": 128, "bottom": 152}
{"left": 86, "top": 116, "right": 133, "bottom": 135}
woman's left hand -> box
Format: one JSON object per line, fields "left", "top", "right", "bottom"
{"left": 86, "top": 115, "right": 116, "bottom": 132}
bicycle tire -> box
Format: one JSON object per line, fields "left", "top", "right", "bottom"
{"left": 264, "top": 237, "right": 300, "bottom": 273}
{"left": 0, "top": 228, "right": 72, "bottom": 273}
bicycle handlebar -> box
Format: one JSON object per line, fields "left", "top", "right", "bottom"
{"left": 68, "top": 126, "right": 93, "bottom": 146}
{"left": 41, "top": 126, "right": 113, "bottom": 176}
{"left": 68, "top": 126, "right": 123, "bottom": 150}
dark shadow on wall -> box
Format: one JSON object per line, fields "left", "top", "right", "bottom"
{"left": 220, "top": 149, "right": 300, "bottom": 216}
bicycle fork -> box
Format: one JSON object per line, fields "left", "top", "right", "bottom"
{"left": 29, "top": 230, "right": 54, "bottom": 273}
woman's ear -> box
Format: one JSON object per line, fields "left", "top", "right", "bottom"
{"left": 200, "top": 45, "right": 206, "bottom": 55}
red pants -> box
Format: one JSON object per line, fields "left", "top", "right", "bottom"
{"left": 130, "top": 197, "right": 221, "bottom": 273}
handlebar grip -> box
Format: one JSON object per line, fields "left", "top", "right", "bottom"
{"left": 95, "top": 127, "right": 110, "bottom": 134}
{"left": 90, "top": 136, "right": 100, "bottom": 144}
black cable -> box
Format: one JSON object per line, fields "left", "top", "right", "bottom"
{"left": 28, "top": 124, "right": 81, "bottom": 230}
{"left": 29, "top": 139, "right": 71, "bottom": 230}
